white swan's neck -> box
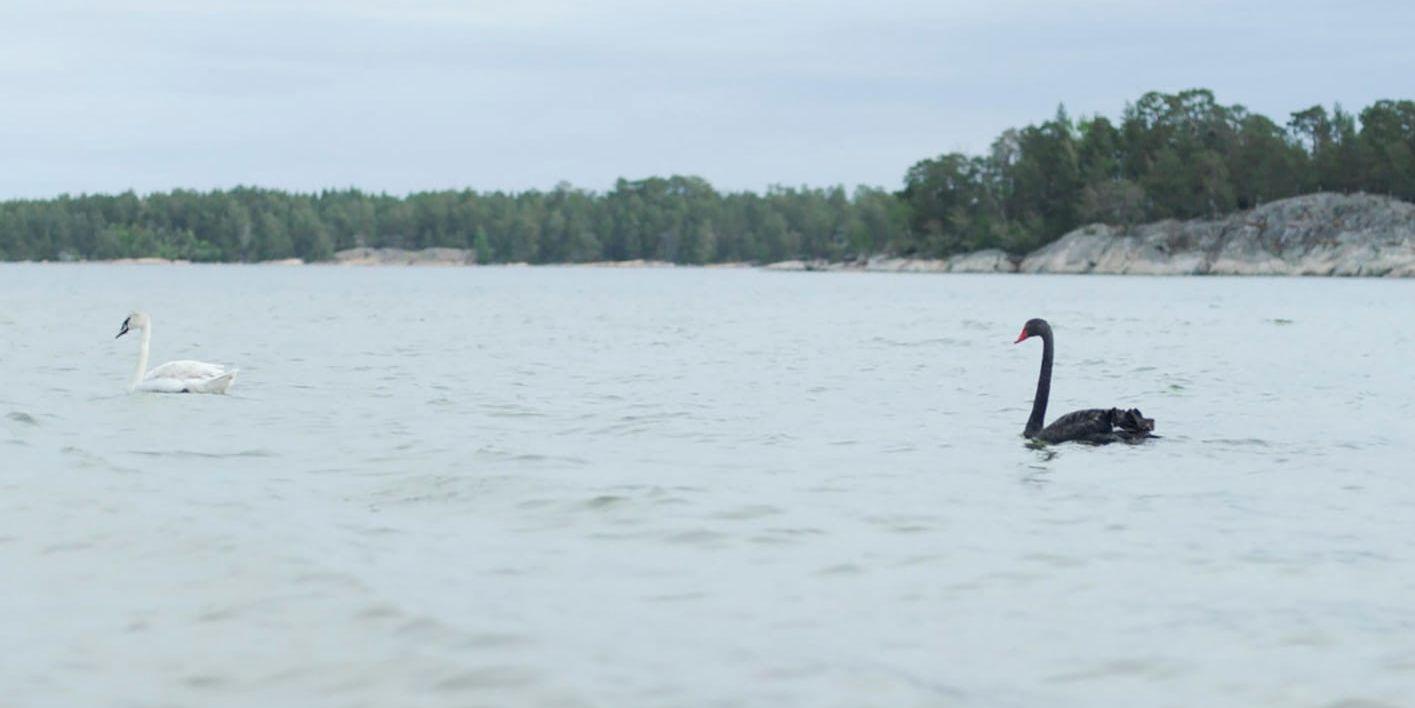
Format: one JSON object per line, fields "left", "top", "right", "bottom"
{"left": 131, "top": 324, "right": 151, "bottom": 391}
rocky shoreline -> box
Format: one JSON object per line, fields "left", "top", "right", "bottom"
{"left": 764, "top": 193, "right": 1415, "bottom": 277}
{"left": 1019, "top": 192, "right": 1415, "bottom": 276}
{"left": 22, "top": 193, "right": 1414, "bottom": 276}
{"left": 332, "top": 247, "right": 477, "bottom": 266}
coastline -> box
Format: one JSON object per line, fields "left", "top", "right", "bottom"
{"left": 9, "top": 194, "right": 1413, "bottom": 277}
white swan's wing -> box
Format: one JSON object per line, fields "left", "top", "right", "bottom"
{"left": 145, "top": 360, "right": 228, "bottom": 381}
{"left": 136, "top": 360, "right": 238, "bottom": 394}
{"left": 134, "top": 369, "right": 237, "bottom": 394}
{"left": 133, "top": 377, "right": 194, "bottom": 393}
{"left": 188, "top": 370, "right": 237, "bottom": 394}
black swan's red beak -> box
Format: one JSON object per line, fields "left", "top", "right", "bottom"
{"left": 1014, "top": 328, "right": 1029, "bottom": 344}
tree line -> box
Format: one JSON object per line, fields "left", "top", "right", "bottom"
{"left": 901, "top": 90, "right": 1415, "bottom": 255}
{"left": 2, "top": 90, "right": 1411, "bottom": 263}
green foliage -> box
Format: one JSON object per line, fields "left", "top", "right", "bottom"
{"left": 902, "top": 91, "right": 1414, "bottom": 254}
{"left": 473, "top": 227, "right": 493, "bottom": 264}
{"left": 2, "top": 91, "right": 1412, "bottom": 263}
{"left": 93, "top": 225, "right": 222, "bottom": 261}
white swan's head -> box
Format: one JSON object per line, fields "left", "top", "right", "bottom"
{"left": 116, "top": 312, "right": 150, "bottom": 339}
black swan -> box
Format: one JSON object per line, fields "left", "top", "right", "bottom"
{"left": 1015, "top": 318, "right": 1155, "bottom": 444}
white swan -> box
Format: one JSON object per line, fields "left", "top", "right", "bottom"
{"left": 115, "top": 312, "right": 238, "bottom": 394}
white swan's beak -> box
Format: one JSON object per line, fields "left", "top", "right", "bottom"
{"left": 116, "top": 321, "right": 130, "bottom": 339}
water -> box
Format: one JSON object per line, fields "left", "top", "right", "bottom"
{"left": 2, "top": 264, "right": 1413, "bottom": 707}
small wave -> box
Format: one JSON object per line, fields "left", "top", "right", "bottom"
{"left": 1021, "top": 552, "right": 1086, "bottom": 568}
{"left": 711, "top": 504, "right": 781, "bottom": 521}
{"left": 756, "top": 432, "right": 798, "bottom": 445}
{"left": 514, "top": 452, "right": 589, "bottom": 465}
{"left": 433, "top": 666, "right": 539, "bottom": 692}
{"left": 1045, "top": 658, "right": 1184, "bottom": 684}
{"left": 763, "top": 527, "right": 825, "bottom": 536}
{"left": 130, "top": 448, "right": 277, "bottom": 459}
{"left": 468, "top": 447, "right": 586, "bottom": 466}
{"left": 664, "top": 529, "right": 729, "bottom": 545}
{"left": 583, "top": 494, "right": 628, "bottom": 509}
{"left": 868, "top": 336, "right": 966, "bottom": 348}
{"left": 5, "top": 411, "right": 38, "bottom": 425}
{"left": 481, "top": 405, "right": 546, "bottom": 418}
{"left": 644, "top": 591, "right": 708, "bottom": 603}
{"left": 1203, "top": 438, "right": 1271, "bottom": 447}
{"left": 616, "top": 410, "right": 691, "bottom": 423}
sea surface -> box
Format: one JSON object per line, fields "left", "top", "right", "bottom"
{"left": 2, "top": 263, "right": 1413, "bottom": 707}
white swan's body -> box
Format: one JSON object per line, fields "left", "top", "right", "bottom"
{"left": 117, "top": 312, "right": 237, "bottom": 394}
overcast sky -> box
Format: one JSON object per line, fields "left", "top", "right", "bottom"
{"left": 2, "top": 0, "right": 1410, "bottom": 198}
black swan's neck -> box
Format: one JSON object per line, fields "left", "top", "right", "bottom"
{"left": 1025, "top": 328, "right": 1053, "bottom": 437}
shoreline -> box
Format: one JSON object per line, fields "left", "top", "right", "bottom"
{"left": 9, "top": 256, "right": 1412, "bottom": 277}
{"left": 8, "top": 193, "right": 1414, "bottom": 277}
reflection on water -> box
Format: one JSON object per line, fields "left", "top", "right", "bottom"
{"left": 2, "top": 264, "right": 1413, "bottom": 707}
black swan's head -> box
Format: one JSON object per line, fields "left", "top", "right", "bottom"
{"left": 1114, "top": 408, "right": 1155, "bottom": 433}
{"left": 1014, "top": 318, "right": 1051, "bottom": 344}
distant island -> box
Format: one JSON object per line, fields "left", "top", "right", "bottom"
{"left": 3, "top": 89, "right": 1412, "bottom": 276}
{"left": 65, "top": 192, "right": 1415, "bottom": 277}
{"left": 767, "top": 193, "right": 1415, "bottom": 277}
{"left": 306, "top": 192, "right": 1415, "bottom": 277}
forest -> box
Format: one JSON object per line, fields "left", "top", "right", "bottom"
{"left": 2, "top": 90, "right": 1412, "bottom": 264}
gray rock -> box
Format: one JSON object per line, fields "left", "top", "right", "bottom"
{"left": 334, "top": 247, "right": 477, "bottom": 266}
{"left": 1020, "top": 193, "right": 1415, "bottom": 276}
{"left": 865, "top": 257, "right": 949, "bottom": 273}
{"left": 947, "top": 249, "right": 1017, "bottom": 273}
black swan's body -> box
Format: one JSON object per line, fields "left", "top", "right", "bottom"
{"left": 1015, "top": 318, "right": 1155, "bottom": 445}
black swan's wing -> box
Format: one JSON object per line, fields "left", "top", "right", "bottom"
{"left": 1036, "top": 407, "right": 1157, "bottom": 445}
{"left": 1036, "top": 408, "right": 1117, "bottom": 444}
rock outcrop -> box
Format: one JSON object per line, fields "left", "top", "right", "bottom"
{"left": 1020, "top": 193, "right": 1415, "bottom": 277}
{"left": 944, "top": 249, "right": 1016, "bottom": 273}
{"left": 762, "top": 249, "right": 1016, "bottom": 274}
{"left": 111, "top": 257, "right": 190, "bottom": 265}
{"left": 578, "top": 259, "right": 677, "bottom": 268}
{"left": 765, "top": 194, "right": 1414, "bottom": 277}
{"left": 333, "top": 247, "right": 476, "bottom": 266}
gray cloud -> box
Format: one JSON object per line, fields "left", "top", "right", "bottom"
{"left": 2, "top": 0, "right": 1410, "bottom": 198}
